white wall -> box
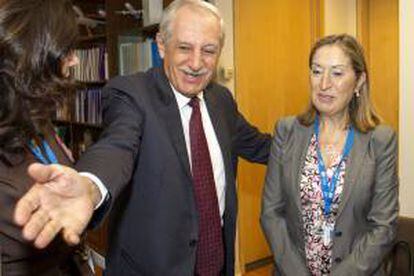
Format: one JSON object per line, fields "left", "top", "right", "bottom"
{"left": 324, "top": 0, "right": 356, "bottom": 36}
{"left": 215, "top": 0, "right": 235, "bottom": 94}
{"left": 399, "top": 0, "right": 414, "bottom": 217}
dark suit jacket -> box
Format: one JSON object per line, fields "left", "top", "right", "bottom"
{"left": 77, "top": 67, "right": 271, "bottom": 275}
{"left": 261, "top": 117, "right": 399, "bottom": 276}
{"left": 0, "top": 133, "right": 79, "bottom": 275}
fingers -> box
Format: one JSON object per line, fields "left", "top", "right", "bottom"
{"left": 14, "top": 185, "right": 41, "bottom": 226}
{"left": 61, "top": 211, "right": 91, "bottom": 246}
{"left": 62, "top": 228, "right": 81, "bottom": 246}
{"left": 21, "top": 208, "right": 51, "bottom": 241}
{"left": 16, "top": 163, "right": 91, "bottom": 249}
{"left": 20, "top": 205, "right": 83, "bottom": 248}
{"left": 33, "top": 219, "right": 62, "bottom": 249}
{"left": 28, "top": 163, "right": 64, "bottom": 183}
{"left": 15, "top": 164, "right": 61, "bottom": 226}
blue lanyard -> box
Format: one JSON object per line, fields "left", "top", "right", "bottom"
{"left": 314, "top": 116, "right": 354, "bottom": 217}
{"left": 28, "top": 139, "right": 58, "bottom": 164}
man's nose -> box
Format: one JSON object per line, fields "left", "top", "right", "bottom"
{"left": 188, "top": 50, "right": 202, "bottom": 71}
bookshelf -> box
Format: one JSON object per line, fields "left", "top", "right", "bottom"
{"left": 54, "top": 0, "right": 174, "bottom": 272}
{"left": 56, "top": 0, "right": 108, "bottom": 161}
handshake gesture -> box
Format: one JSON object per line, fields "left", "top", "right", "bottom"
{"left": 14, "top": 163, "right": 101, "bottom": 248}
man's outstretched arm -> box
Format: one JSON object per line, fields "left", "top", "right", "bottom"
{"left": 14, "top": 163, "right": 101, "bottom": 248}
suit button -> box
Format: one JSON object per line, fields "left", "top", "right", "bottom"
{"left": 334, "top": 257, "right": 342, "bottom": 263}
{"left": 335, "top": 231, "right": 342, "bottom": 237}
{"left": 189, "top": 240, "right": 197, "bottom": 247}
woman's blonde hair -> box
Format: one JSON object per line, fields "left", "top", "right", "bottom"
{"left": 298, "top": 34, "right": 382, "bottom": 132}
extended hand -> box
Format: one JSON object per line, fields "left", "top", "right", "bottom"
{"left": 14, "top": 163, "right": 101, "bottom": 248}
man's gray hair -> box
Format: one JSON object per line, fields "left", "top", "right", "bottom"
{"left": 158, "top": 0, "right": 225, "bottom": 47}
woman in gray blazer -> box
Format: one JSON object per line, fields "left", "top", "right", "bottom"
{"left": 261, "top": 34, "right": 398, "bottom": 276}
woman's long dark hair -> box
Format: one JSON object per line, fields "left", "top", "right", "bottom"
{"left": 0, "top": 0, "right": 78, "bottom": 164}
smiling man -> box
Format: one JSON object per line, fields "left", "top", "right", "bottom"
{"left": 157, "top": 2, "right": 222, "bottom": 96}
{"left": 14, "top": 0, "right": 271, "bottom": 275}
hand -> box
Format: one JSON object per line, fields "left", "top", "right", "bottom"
{"left": 14, "top": 163, "right": 102, "bottom": 249}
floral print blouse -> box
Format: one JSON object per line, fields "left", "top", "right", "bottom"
{"left": 300, "top": 134, "right": 347, "bottom": 276}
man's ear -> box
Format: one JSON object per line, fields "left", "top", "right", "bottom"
{"left": 156, "top": 32, "right": 165, "bottom": 59}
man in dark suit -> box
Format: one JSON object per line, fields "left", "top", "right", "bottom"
{"left": 15, "top": 0, "right": 271, "bottom": 275}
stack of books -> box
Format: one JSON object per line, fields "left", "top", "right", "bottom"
{"left": 71, "top": 46, "right": 108, "bottom": 82}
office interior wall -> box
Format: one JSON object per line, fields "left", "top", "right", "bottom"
{"left": 399, "top": 0, "right": 414, "bottom": 217}
{"left": 324, "top": 0, "right": 356, "bottom": 35}
{"left": 215, "top": 0, "right": 235, "bottom": 94}
{"left": 214, "top": 1, "right": 242, "bottom": 274}
{"left": 234, "top": 0, "right": 321, "bottom": 266}
{"left": 362, "top": 0, "right": 399, "bottom": 132}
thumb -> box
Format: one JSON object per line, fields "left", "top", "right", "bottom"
{"left": 28, "top": 163, "right": 64, "bottom": 183}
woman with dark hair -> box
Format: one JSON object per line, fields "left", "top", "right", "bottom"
{"left": 0, "top": 0, "right": 89, "bottom": 274}
{"left": 261, "top": 34, "right": 398, "bottom": 275}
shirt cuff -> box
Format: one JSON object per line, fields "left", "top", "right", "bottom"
{"left": 79, "top": 172, "right": 109, "bottom": 209}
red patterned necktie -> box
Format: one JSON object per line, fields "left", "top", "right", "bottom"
{"left": 189, "top": 97, "right": 224, "bottom": 276}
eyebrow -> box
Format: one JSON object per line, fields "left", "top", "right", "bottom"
{"left": 176, "top": 40, "right": 219, "bottom": 48}
{"left": 176, "top": 41, "right": 191, "bottom": 46}
{"left": 311, "top": 63, "right": 349, "bottom": 69}
{"left": 202, "top": 44, "right": 219, "bottom": 49}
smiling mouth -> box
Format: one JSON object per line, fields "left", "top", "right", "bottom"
{"left": 180, "top": 71, "right": 206, "bottom": 85}
{"left": 181, "top": 68, "right": 208, "bottom": 78}
{"left": 185, "top": 71, "right": 202, "bottom": 77}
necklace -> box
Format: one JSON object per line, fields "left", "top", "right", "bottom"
{"left": 320, "top": 131, "right": 346, "bottom": 167}
{"left": 321, "top": 144, "right": 341, "bottom": 167}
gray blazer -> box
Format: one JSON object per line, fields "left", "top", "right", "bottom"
{"left": 260, "top": 116, "right": 399, "bottom": 276}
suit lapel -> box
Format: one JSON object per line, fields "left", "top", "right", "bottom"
{"left": 203, "top": 86, "right": 232, "bottom": 180}
{"left": 336, "top": 130, "right": 371, "bottom": 217}
{"left": 290, "top": 122, "right": 371, "bottom": 219}
{"left": 291, "top": 122, "right": 314, "bottom": 209}
{"left": 151, "top": 68, "right": 192, "bottom": 179}
{"left": 204, "top": 86, "right": 237, "bottom": 229}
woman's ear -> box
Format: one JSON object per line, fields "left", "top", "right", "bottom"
{"left": 356, "top": 72, "right": 366, "bottom": 92}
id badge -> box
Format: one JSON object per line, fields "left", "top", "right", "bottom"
{"left": 323, "top": 222, "right": 333, "bottom": 247}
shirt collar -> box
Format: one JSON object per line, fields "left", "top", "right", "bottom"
{"left": 170, "top": 83, "right": 204, "bottom": 110}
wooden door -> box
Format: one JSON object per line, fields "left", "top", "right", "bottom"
{"left": 357, "top": 0, "right": 399, "bottom": 130}
{"left": 234, "top": 0, "right": 322, "bottom": 269}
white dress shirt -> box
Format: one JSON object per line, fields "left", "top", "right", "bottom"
{"left": 84, "top": 85, "right": 227, "bottom": 218}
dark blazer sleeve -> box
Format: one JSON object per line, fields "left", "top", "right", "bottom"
{"left": 234, "top": 112, "right": 271, "bottom": 164}
{"left": 260, "top": 118, "right": 310, "bottom": 276}
{"left": 332, "top": 126, "right": 399, "bottom": 276}
{"left": 224, "top": 90, "right": 270, "bottom": 164}
{"left": 76, "top": 76, "right": 144, "bottom": 213}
